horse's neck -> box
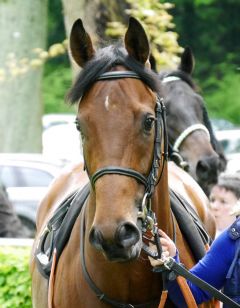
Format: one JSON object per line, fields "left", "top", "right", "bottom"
{"left": 152, "top": 162, "right": 172, "bottom": 236}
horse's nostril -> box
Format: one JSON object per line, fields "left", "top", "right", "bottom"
{"left": 196, "top": 160, "right": 209, "bottom": 179}
{"left": 89, "top": 227, "right": 104, "bottom": 250}
{"left": 115, "top": 223, "right": 140, "bottom": 248}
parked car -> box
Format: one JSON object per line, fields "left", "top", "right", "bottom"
{"left": 215, "top": 129, "right": 240, "bottom": 155}
{"left": 42, "top": 113, "right": 76, "bottom": 131}
{"left": 42, "top": 122, "right": 83, "bottom": 162}
{"left": 225, "top": 153, "right": 240, "bottom": 173}
{"left": 0, "top": 154, "right": 65, "bottom": 236}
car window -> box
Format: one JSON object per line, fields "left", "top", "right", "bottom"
{"left": 0, "top": 166, "right": 54, "bottom": 187}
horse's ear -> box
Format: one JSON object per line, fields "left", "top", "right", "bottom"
{"left": 178, "top": 46, "right": 195, "bottom": 75}
{"left": 124, "top": 17, "right": 150, "bottom": 64}
{"left": 69, "top": 19, "right": 95, "bottom": 67}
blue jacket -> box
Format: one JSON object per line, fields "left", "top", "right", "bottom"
{"left": 167, "top": 217, "right": 240, "bottom": 307}
{"left": 223, "top": 218, "right": 240, "bottom": 307}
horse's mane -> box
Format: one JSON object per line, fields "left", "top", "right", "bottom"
{"left": 67, "top": 42, "right": 162, "bottom": 104}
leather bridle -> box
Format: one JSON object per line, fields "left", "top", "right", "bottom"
{"left": 78, "top": 70, "right": 169, "bottom": 307}
{"left": 83, "top": 70, "right": 168, "bottom": 226}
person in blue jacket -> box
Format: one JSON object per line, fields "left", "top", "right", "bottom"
{"left": 210, "top": 172, "right": 240, "bottom": 237}
{"left": 149, "top": 173, "right": 240, "bottom": 307}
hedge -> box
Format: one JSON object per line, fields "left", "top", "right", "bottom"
{"left": 0, "top": 245, "right": 32, "bottom": 308}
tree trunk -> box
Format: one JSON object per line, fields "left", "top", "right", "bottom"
{"left": 61, "top": 0, "right": 129, "bottom": 74}
{"left": 62, "top": 0, "right": 128, "bottom": 41}
{"left": 0, "top": 0, "right": 48, "bottom": 152}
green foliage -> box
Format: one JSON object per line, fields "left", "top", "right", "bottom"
{"left": 204, "top": 65, "right": 240, "bottom": 125}
{"left": 43, "top": 60, "right": 75, "bottom": 114}
{"left": 106, "top": 0, "right": 182, "bottom": 69}
{"left": 0, "top": 246, "right": 32, "bottom": 308}
{"left": 47, "top": 0, "right": 65, "bottom": 47}
{"left": 166, "top": 0, "right": 240, "bottom": 124}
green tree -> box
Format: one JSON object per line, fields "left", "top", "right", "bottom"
{"left": 166, "top": 0, "right": 240, "bottom": 124}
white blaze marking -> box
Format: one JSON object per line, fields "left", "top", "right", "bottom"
{"left": 104, "top": 95, "right": 109, "bottom": 110}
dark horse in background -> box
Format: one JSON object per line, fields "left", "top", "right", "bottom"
{"left": 31, "top": 18, "right": 216, "bottom": 307}
{"left": 151, "top": 49, "right": 227, "bottom": 195}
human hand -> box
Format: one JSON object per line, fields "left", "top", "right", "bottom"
{"left": 148, "top": 229, "right": 177, "bottom": 267}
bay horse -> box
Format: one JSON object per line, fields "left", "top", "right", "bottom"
{"left": 31, "top": 18, "right": 216, "bottom": 308}
{"left": 155, "top": 48, "right": 227, "bottom": 195}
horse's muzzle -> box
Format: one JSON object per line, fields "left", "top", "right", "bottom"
{"left": 89, "top": 222, "right": 142, "bottom": 261}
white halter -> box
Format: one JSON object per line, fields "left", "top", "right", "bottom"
{"left": 173, "top": 124, "right": 210, "bottom": 151}
{"left": 161, "top": 76, "right": 181, "bottom": 83}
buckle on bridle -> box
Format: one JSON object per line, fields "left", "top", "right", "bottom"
{"left": 138, "top": 192, "right": 155, "bottom": 231}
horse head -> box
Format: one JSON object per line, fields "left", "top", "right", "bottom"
{"left": 68, "top": 18, "right": 165, "bottom": 262}
{"left": 159, "top": 47, "right": 226, "bottom": 195}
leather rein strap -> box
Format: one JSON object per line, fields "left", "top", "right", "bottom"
{"left": 154, "top": 257, "right": 240, "bottom": 308}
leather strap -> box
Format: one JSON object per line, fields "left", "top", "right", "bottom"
{"left": 176, "top": 276, "right": 198, "bottom": 307}
{"left": 155, "top": 257, "right": 240, "bottom": 308}
{"left": 48, "top": 248, "right": 57, "bottom": 308}
{"left": 158, "top": 290, "right": 168, "bottom": 308}
{"left": 97, "top": 71, "right": 141, "bottom": 81}
{"left": 80, "top": 203, "right": 160, "bottom": 308}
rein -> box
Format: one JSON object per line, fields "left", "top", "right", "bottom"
{"left": 153, "top": 257, "right": 240, "bottom": 308}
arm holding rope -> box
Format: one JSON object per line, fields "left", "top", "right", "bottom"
{"left": 149, "top": 229, "right": 236, "bottom": 307}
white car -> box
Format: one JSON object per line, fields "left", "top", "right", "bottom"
{"left": 42, "top": 113, "right": 76, "bottom": 130}
{"left": 42, "top": 123, "right": 83, "bottom": 162}
{"left": 215, "top": 129, "right": 240, "bottom": 174}
{"left": 215, "top": 129, "right": 240, "bottom": 155}
{"left": 225, "top": 153, "right": 240, "bottom": 174}
{"left": 0, "top": 153, "right": 65, "bottom": 236}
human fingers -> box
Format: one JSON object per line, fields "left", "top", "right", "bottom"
{"left": 158, "top": 229, "right": 172, "bottom": 240}
{"left": 160, "top": 235, "right": 176, "bottom": 257}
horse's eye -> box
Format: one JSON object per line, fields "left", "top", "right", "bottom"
{"left": 144, "top": 116, "right": 155, "bottom": 132}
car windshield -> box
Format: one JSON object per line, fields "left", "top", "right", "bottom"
{"left": 0, "top": 166, "right": 54, "bottom": 187}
